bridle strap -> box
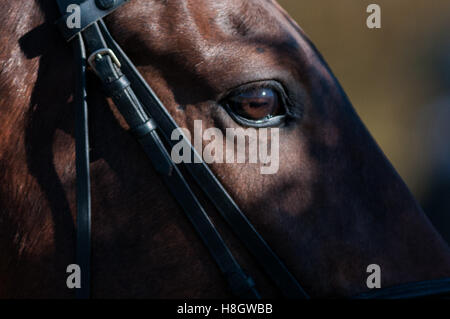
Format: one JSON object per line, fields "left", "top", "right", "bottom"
{"left": 72, "top": 33, "right": 91, "bottom": 300}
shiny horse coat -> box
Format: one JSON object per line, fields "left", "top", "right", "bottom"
{"left": 0, "top": 0, "right": 450, "bottom": 298}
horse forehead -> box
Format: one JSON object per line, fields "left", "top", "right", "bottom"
{"left": 113, "top": 0, "right": 294, "bottom": 53}
{"left": 110, "top": 0, "right": 302, "bottom": 91}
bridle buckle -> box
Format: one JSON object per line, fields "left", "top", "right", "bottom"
{"left": 87, "top": 48, "right": 121, "bottom": 70}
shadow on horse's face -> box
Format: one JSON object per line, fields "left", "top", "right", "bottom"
{"left": 94, "top": 0, "right": 450, "bottom": 297}
{"left": 1, "top": 0, "right": 449, "bottom": 298}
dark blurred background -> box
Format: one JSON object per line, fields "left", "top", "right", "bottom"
{"left": 278, "top": 0, "right": 450, "bottom": 243}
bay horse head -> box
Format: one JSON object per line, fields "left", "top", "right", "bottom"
{"left": 0, "top": 0, "right": 449, "bottom": 298}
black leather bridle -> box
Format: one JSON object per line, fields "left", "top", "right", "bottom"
{"left": 55, "top": 0, "right": 450, "bottom": 299}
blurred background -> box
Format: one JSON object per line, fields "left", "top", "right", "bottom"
{"left": 278, "top": 0, "right": 450, "bottom": 243}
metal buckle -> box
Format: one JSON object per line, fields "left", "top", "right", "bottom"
{"left": 87, "top": 48, "right": 121, "bottom": 70}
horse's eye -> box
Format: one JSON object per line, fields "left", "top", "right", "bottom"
{"left": 226, "top": 87, "right": 283, "bottom": 121}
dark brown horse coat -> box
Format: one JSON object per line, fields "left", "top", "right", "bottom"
{"left": 0, "top": 0, "right": 449, "bottom": 298}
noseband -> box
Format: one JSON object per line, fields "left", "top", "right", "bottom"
{"left": 55, "top": 0, "right": 450, "bottom": 299}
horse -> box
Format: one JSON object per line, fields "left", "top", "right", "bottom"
{"left": 0, "top": 0, "right": 449, "bottom": 298}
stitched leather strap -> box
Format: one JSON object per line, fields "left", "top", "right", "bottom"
{"left": 72, "top": 33, "right": 91, "bottom": 300}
